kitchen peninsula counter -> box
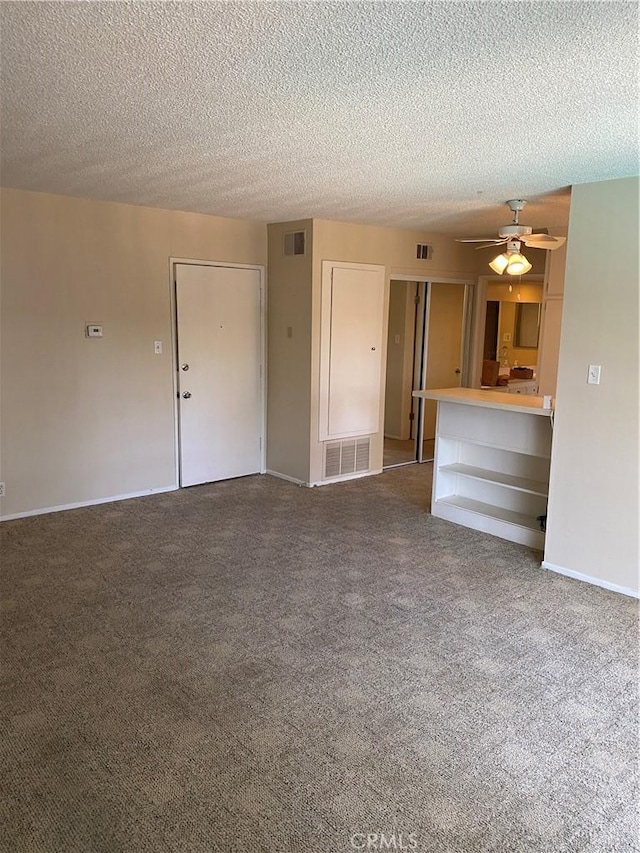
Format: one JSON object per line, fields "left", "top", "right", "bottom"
{"left": 412, "top": 387, "right": 552, "bottom": 549}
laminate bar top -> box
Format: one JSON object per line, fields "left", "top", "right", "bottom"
{"left": 412, "top": 387, "right": 553, "bottom": 416}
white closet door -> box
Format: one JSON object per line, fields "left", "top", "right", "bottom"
{"left": 320, "top": 262, "right": 386, "bottom": 439}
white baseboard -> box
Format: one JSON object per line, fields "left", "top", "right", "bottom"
{"left": 541, "top": 560, "right": 639, "bottom": 599}
{"left": 0, "top": 485, "right": 179, "bottom": 522}
{"left": 265, "top": 469, "right": 307, "bottom": 486}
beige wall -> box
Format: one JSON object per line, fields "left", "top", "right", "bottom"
{"left": 309, "top": 219, "right": 478, "bottom": 482}
{"left": 0, "top": 188, "right": 266, "bottom": 517}
{"left": 0, "top": 195, "right": 481, "bottom": 509}
{"left": 544, "top": 177, "right": 639, "bottom": 594}
{"left": 486, "top": 281, "right": 544, "bottom": 303}
{"left": 314, "top": 219, "right": 479, "bottom": 281}
{"left": 266, "top": 220, "right": 313, "bottom": 482}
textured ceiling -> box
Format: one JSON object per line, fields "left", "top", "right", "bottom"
{"left": 1, "top": 1, "right": 638, "bottom": 235}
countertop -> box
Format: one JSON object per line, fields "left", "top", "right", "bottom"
{"left": 412, "top": 387, "right": 552, "bottom": 416}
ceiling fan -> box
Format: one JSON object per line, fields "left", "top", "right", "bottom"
{"left": 456, "top": 199, "right": 566, "bottom": 275}
{"left": 456, "top": 199, "right": 566, "bottom": 251}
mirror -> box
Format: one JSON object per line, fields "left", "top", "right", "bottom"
{"left": 514, "top": 302, "right": 541, "bottom": 348}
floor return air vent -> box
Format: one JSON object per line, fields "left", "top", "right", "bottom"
{"left": 324, "top": 437, "right": 371, "bottom": 479}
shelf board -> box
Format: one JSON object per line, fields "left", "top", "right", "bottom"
{"left": 435, "top": 495, "right": 545, "bottom": 533}
{"left": 438, "top": 433, "right": 551, "bottom": 460}
{"left": 439, "top": 463, "right": 548, "bottom": 497}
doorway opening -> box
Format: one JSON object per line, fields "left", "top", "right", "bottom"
{"left": 470, "top": 274, "right": 545, "bottom": 390}
{"left": 383, "top": 278, "right": 474, "bottom": 470}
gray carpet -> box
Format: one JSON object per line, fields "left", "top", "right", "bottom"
{"left": 2, "top": 465, "right": 638, "bottom": 852}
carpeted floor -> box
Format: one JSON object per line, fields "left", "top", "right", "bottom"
{"left": 2, "top": 465, "right": 638, "bottom": 853}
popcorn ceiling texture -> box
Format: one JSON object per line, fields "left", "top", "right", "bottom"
{"left": 1, "top": 1, "right": 637, "bottom": 234}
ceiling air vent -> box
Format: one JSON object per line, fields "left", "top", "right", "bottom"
{"left": 416, "top": 243, "right": 433, "bottom": 260}
{"left": 284, "top": 230, "right": 306, "bottom": 256}
{"left": 324, "top": 437, "right": 371, "bottom": 479}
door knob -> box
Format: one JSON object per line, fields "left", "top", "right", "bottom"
{"left": 182, "top": 391, "right": 192, "bottom": 399}
{"left": 181, "top": 363, "right": 189, "bottom": 371}
{"left": 454, "top": 368, "right": 461, "bottom": 374}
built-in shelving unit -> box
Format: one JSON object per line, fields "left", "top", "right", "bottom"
{"left": 438, "top": 462, "right": 548, "bottom": 496}
{"left": 413, "top": 388, "right": 553, "bottom": 549}
{"left": 435, "top": 496, "right": 544, "bottom": 534}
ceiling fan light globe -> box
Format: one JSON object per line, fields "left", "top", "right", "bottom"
{"left": 489, "top": 253, "right": 509, "bottom": 274}
{"left": 505, "top": 254, "right": 532, "bottom": 275}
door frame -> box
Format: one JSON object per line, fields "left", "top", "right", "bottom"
{"left": 386, "top": 275, "right": 475, "bottom": 464}
{"left": 170, "top": 257, "right": 267, "bottom": 488}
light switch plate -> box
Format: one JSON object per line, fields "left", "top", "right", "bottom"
{"left": 587, "top": 364, "right": 601, "bottom": 385}
{"left": 154, "top": 340, "right": 163, "bottom": 354}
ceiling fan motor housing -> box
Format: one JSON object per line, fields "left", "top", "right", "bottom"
{"left": 498, "top": 224, "right": 533, "bottom": 239}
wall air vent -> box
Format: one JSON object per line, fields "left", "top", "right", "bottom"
{"left": 324, "top": 437, "right": 371, "bottom": 479}
{"left": 416, "top": 243, "right": 433, "bottom": 260}
{"left": 284, "top": 230, "right": 306, "bottom": 256}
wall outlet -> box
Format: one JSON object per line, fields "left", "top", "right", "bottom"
{"left": 0, "top": 482, "right": 5, "bottom": 497}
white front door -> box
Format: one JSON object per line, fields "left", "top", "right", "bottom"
{"left": 175, "top": 263, "right": 262, "bottom": 487}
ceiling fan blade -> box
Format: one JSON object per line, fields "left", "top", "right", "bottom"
{"left": 522, "top": 233, "right": 556, "bottom": 243}
{"left": 522, "top": 234, "right": 566, "bottom": 249}
{"left": 474, "top": 240, "right": 507, "bottom": 250}
{"left": 456, "top": 236, "right": 503, "bottom": 243}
